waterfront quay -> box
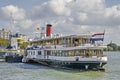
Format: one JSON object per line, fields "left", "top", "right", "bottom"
{"left": 0, "top": 49, "right": 24, "bottom": 62}
{"left": 0, "top": 49, "right": 24, "bottom": 53}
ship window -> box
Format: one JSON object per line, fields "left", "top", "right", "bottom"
{"left": 81, "top": 50, "right": 85, "bottom": 56}
{"left": 27, "top": 51, "right": 29, "bottom": 55}
{"left": 50, "top": 51, "right": 53, "bottom": 56}
{"left": 51, "top": 51, "right": 53, "bottom": 56}
{"left": 55, "top": 51, "right": 58, "bottom": 56}
{"left": 38, "top": 51, "right": 41, "bottom": 55}
{"left": 63, "top": 51, "right": 67, "bottom": 57}
{"left": 57, "top": 40, "right": 59, "bottom": 44}
{"left": 47, "top": 51, "right": 51, "bottom": 55}
{"left": 52, "top": 51, "right": 54, "bottom": 56}
{"left": 98, "top": 50, "right": 102, "bottom": 56}
{"left": 65, "top": 51, "right": 68, "bottom": 57}
{"left": 31, "top": 51, "right": 32, "bottom": 55}
{"left": 30, "top": 51, "right": 32, "bottom": 55}
{"left": 29, "top": 51, "right": 31, "bottom": 55}
{"left": 60, "top": 51, "right": 62, "bottom": 56}
{"left": 68, "top": 51, "right": 74, "bottom": 56}
{"left": 32, "top": 51, "right": 35, "bottom": 55}
{"left": 64, "top": 51, "right": 66, "bottom": 56}
{"left": 93, "top": 50, "right": 96, "bottom": 55}
{"left": 76, "top": 50, "right": 81, "bottom": 56}
{"left": 58, "top": 51, "right": 62, "bottom": 56}
{"left": 62, "top": 51, "right": 65, "bottom": 56}
{"left": 31, "top": 51, "right": 33, "bottom": 55}
{"left": 83, "top": 50, "right": 86, "bottom": 56}
{"left": 34, "top": 51, "right": 35, "bottom": 55}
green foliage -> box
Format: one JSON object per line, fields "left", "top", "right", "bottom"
{"left": 20, "top": 42, "right": 29, "bottom": 49}
{"left": 107, "top": 43, "right": 118, "bottom": 51}
{"left": 118, "top": 46, "right": 120, "bottom": 51}
{"left": 0, "top": 38, "right": 9, "bottom": 46}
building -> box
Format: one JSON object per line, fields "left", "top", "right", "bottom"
{"left": 17, "top": 35, "right": 28, "bottom": 46}
{"left": 11, "top": 37, "right": 18, "bottom": 50}
{"left": 0, "top": 28, "right": 11, "bottom": 39}
{"left": 10, "top": 33, "right": 29, "bottom": 49}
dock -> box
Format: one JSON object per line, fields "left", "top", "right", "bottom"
{"left": 0, "top": 58, "right": 5, "bottom": 62}
{"left": 0, "top": 49, "right": 24, "bottom": 62}
{"left": 0, "top": 49, "right": 22, "bottom": 53}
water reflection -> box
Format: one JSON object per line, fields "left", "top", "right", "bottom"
{"left": 11, "top": 63, "right": 50, "bottom": 69}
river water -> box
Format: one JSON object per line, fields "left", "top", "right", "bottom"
{"left": 0, "top": 52, "right": 120, "bottom": 80}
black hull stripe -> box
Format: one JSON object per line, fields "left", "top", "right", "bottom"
{"left": 27, "top": 59, "right": 107, "bottom": 69}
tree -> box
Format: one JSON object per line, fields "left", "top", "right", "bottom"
{"left": 107, "top": 43, "right": 118, "bottom": 51}
{"left": 0, "top": 38, "right": 9, "bottom": 46}
{"left": 20, "top": 42, "right": 29, "bottom": 49}
{"left": 118, "top": 46, "right": 120, "bottom": 51}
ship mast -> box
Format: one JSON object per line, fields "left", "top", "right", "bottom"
{"left": 10, "top": 12, "right": 14, "bottom": 35}
{"left": 9, "top": 12, "right": 15, "bottom": 46}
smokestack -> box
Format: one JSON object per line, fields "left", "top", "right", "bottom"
{"left": 46, "top": 24, "right": 52, "bottom": 36}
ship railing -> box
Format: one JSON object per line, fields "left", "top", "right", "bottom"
{"left": 46, "top": 44, "right": 66, "bottom": 49}
{"left": 77, "top": 43, "right": 107, "bottom": 48}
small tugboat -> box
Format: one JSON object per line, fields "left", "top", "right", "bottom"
{"left": 22, "top": 24, "right": 107, "bottom": 70}
{"left": 4, "top": 52, "right": 23, "bottom": 63}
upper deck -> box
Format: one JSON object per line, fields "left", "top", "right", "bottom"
{"left": 30, "top": 34, "right": 94, "bottom": 47}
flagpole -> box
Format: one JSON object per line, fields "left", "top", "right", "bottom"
{"left": 103, "top": 29, "right": 105, "bottom": 43}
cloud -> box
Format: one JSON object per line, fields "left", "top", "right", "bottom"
{"left": 0, "top": 5, "right": 34, "bottom": 31}
{"left": 1, "top": 5, "right": 26, "bottom": 20}
{"left": 29, "top": 0, "right": 107, "bottom": 26}
{"left": 29, "top": 0, "right": 71, "bottom": 20}
{"left": 0, "top": 0, "right": 120, "bottom": 44}
{"left": 48, "top": 0, "right": 71, "bottom": 16}
{"left": 30, "top": 0, "right": 120, "bottom": 27}
{"left": 103, "top": 5, "right": 120, "bottom": 26}
{"left": 17, "top": 19, "right": 33, "bottom": 29}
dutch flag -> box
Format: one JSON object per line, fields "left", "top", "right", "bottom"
{"left": 90, "top": 33, "right": 104, "bottom": 42}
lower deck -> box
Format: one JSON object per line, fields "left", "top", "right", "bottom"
{"left": 24, "top": 45, "right": 107, "bottom": 70}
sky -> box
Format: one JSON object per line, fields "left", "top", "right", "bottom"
{"left": 0, "top": 0, "right": 120, "bottom": 45}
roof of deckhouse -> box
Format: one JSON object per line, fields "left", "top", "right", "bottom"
{"left": 31, "top": 34, "right": 92, "bottom": 43}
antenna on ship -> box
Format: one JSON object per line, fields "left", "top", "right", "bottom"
{"left": 40, "top": 27, "right": 45, "bottom": 39}
{"left": 34, "top": 26, "right": 40, "bottom": 40}
{"left": 7, "top": 12, "right": 15, "bottom": 48}
{"left": 102, "top": 29, "right": 106, "bottom": 44}
{"left": 10, "top": 12, "right": 15, "bottom": 35}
